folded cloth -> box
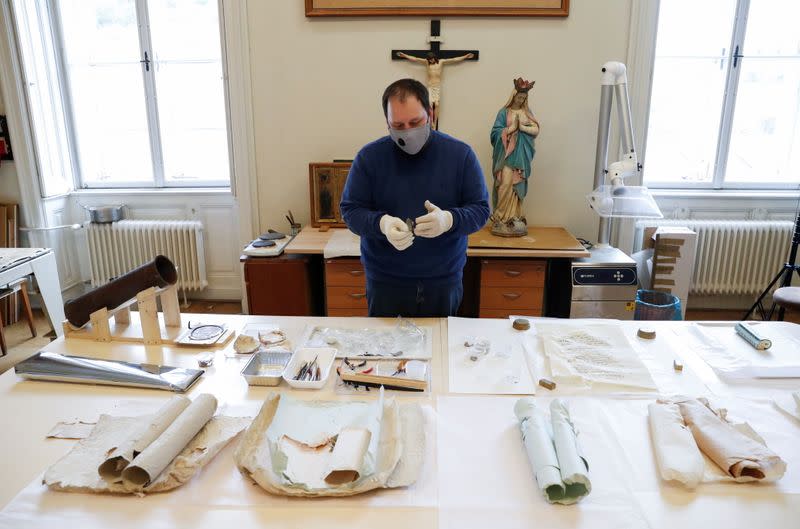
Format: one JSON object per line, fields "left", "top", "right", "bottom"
{"left": 678, "top": 398, "right": 786, "bottom": 482}
{"left": 514, "top": 398, "right": 590, "bottom": 505}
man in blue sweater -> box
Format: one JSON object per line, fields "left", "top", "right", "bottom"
{"left": 340, "top": 78, "right": 490, "bottom": 317}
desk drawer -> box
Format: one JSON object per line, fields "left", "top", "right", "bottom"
{"left": 325, "top": 259, "right": 366, "bottom": 287}
{"left": 481, "top": 259, "right": 545, "bottom": 287}
{"left": 480, "top": 286, "right": 543, "bottom": 310}
{"left": 327, "top": 286, "right": 369, "bottom": 309}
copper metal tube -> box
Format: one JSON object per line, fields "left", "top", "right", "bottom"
{"left": 64, "top": 255, "right": 178, "bottom": 327}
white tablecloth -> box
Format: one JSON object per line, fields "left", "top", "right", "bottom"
{"left": 1, "top": 316, "right": 798, "bottom": 528}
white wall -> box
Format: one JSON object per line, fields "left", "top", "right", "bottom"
{"left": 247, "top": 0, "right": 633, "bottom": 242}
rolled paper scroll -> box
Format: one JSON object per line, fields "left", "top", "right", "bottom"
{"left": 514, "top": 398, "right": 590, "bottom": 505}
{"left": 549, "top": 399, "right": 591, "bottom": 502}
{"left": 98, "top": 395, "right": 191, "bottom": 481}
{"left": 648, "top": 401, "right": 704, "bottom": 488}
{"left": 324, "top": 428, "right": 372, "bottom": 485}
{"left": 678, "top": 398, "right": 786, "bottom": 481}
{"left": 122, "top": 394, "right": 217, "bottom": 488}
{"left": 514, "top": 398, "right": 564, "bottom": 502}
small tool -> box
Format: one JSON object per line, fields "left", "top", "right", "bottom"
{"left": 405, "top": 218, "right": 415, "bottom": 233}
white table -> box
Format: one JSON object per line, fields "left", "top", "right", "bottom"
{"left": 0, "top": 248, "right": 65, "bottom": 337}
{"left": 0, "top": 316, "right": 797, "bottom": 529}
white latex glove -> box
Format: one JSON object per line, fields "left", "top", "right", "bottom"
{"left": 414, "top": 200, "right": 453, "bottom": 238}
{"left": 380, "top": 214, "right": 413, "bottom": 251}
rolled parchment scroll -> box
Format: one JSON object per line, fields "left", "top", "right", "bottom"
{"left": 324, "top": 428, "right": 372, "bottom": 485}
{"left": 514, "top": 398, "right": 591, "bottom": 505}
{"left": 648, "top": 401, "right": 704, "bottom": 488}
{"left": 122, "top": 394, "right": 217, "bottom": 488}
{"left": 98, "top": 396, "right": 191, "bottom": 481}
{"left": 678, "top": 398, "right": 786, "bottom": 481}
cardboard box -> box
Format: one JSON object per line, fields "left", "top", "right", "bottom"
{"left": 646, "top": 226, "right": 697, "bottom": 318}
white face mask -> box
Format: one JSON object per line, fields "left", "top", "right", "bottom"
{"left": 389, "top": 122, "right": 431, "bottom": 155}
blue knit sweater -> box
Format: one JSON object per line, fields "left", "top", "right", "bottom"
{"left": 340, "top": 130, "right": 490, "bottom": 285}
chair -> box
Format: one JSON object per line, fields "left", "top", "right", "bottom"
{"left": 772, "top": 287, "right": 800, "bottom": 320}
{"left": 0, "top": 277, "right": 36, "bottom": 355}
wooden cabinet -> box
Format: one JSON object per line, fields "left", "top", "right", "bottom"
{"left": 325, "top": 258, "right": 368, "bottom": 316}
{"left": 478, "top": 259, "right": 546, "bottom": 318}
{"left": 242, "top": 255, "right": 321, "bottom": 316}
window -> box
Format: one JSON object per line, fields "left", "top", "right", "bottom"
{"left": 24, "top": 0, "right": 230, "bottom": 189}
{"left": 644, "top": 0, "right": 800, "bottom": 189}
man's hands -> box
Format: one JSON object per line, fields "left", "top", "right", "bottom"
{"left": 380, "top": 214, "right": 413, "bottom": 251}
{"left": 380, "top": 201, "right": 452, "bottom": 249}
{"left": 414, "top": 200, "right": 453, "bottom": 238}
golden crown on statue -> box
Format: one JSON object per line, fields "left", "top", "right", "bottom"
{"left": 513, "top": 77, "right": 535, "bottom": 93}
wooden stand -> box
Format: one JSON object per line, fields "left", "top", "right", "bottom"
{"left": 63, "top": 285, "right": 183, "bottom": 345}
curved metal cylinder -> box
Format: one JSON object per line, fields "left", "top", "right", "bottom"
{"left": 64, "top": 255, "right": 178, "bottom": 327}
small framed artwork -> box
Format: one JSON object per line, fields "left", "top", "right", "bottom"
{"left": 309, "top": 162, "right": 352, "bottom": 227}
{"left": 0, "top": 115, "right": 12, "bottom": 161}
{"left": 305, "top": 0, "right": 569, "bottom": 17}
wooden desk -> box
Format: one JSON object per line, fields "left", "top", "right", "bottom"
{"left": 284, "top": 225, "right": 589, "bottom": 259}
{"left": 243, "top": 226, "right": 588, "bottom": 317}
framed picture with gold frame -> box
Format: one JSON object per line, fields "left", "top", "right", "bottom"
{"left": 309, "top": 162, "right": 351, "bottom": 228}
{"left": 305, "top": 0, "right": 569, "bottom": 17}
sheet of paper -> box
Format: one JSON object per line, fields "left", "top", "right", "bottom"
{"left": 773, "top": 391, "right": 800, "bottom": 422}
{"left": 43, "top": 413, "right": 248, "bottom": 494}
{"left": 447, "top": 317, "right": 536, "bottom": 395}
{"left": 684, "top": 322, "right": 800, "bottom": 378}
{"left": 647, "top": 401, "right": 705, "bottom": 488}
{"left": 303, "top": 321, "right": 432, "bottom": 359}
{"left": 235, "top": 392, "right": 425, "bottom": 497}
{"left": 535, "top": 321, "right": 656, "bottom": 390}
{"left": 323, "top": 229, "right": 361, "bottom": 258}
{"left": 46, "top": 420, "right": 97, "bottom": 440}
{"left": 437, "top": 396, "right": 646, "bottom": 528}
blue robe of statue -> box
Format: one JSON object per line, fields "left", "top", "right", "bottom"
{"left": 490, "top": 107, "right": 536, "bottom": 210}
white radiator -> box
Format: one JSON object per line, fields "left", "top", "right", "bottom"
{"left": 636, "top": 220, "right": 794, "bottom": 296}
{"left": 86, "top": 220, "right": 207, "bottom": 291}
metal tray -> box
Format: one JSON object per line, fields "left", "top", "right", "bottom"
{"left": 241, "top": 350, "right": 292, "bottom": 386}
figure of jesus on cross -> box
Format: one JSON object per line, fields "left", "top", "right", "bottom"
{"left": 395, "top": 51, "right": 474, "bottom": 130}
{"left": 392, "top": 20, "right": 478, "bottom": 130}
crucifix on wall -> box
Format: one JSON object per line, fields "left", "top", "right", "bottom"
{"left": 392, "top": 20, "right": 479, "bottom": 130}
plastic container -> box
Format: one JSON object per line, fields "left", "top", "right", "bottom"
{"left": 634, "top": 289, "right": 682, "bottom": 321}
{"left": 241, "top": 351, "right": 293, "bottom": 386}
{"left": 282, "top": 347, "right": 337, "bottom": 389}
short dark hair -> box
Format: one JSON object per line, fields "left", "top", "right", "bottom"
{"left": 381, "top": 78, "right": 431, "bottom": 118}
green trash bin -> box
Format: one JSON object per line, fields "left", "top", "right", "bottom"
{"left": 634, "top": 289, "right": 682, "bottom": 320}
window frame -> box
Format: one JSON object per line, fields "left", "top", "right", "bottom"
{"left": 48, "top": 0, "right": 233, "bottom": 189}
{"left": 644, "top": 0, "right": 799, "bottom": 191}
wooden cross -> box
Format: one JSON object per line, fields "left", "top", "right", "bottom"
{"left": 391, "top": 20, "right": 480, "bottom": 62}
{"left": 391, "top": 20, "right": 479, "bottom": 130}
